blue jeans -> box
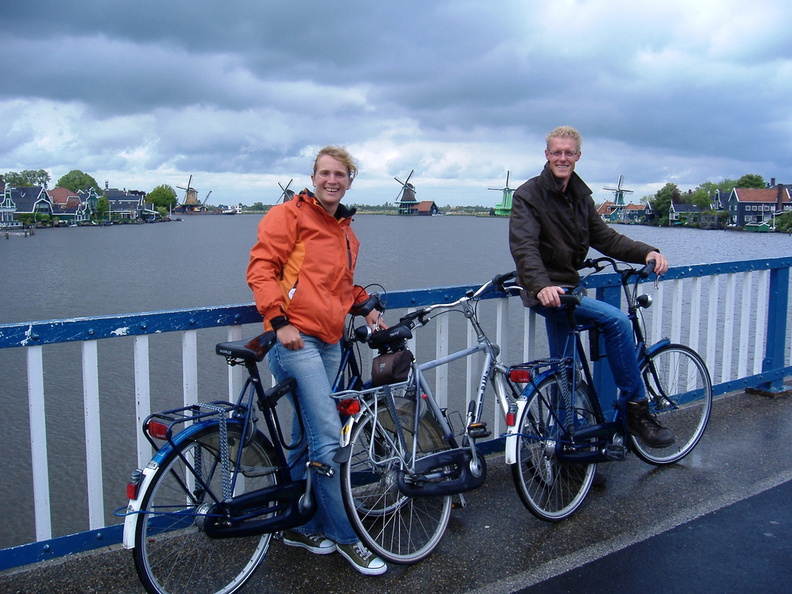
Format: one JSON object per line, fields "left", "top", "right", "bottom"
{"left": 532, "top": 296, "right": 646, "bottom": 406}
{"left": 266, "top": 335, "right": 358, "bottom": 544}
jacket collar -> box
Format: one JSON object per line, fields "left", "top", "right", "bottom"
{"left": 540, "top": 163, "right": 592, "bottom": 199}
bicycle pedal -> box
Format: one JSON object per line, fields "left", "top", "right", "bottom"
{"left": 604, "top": 444, "right": 627, "bottom": 461}
{"left": 307, "top": 461, "right": 334, "bottom": 477}
{"left": 467, "top": 422, "right": 491, "bottom": 439}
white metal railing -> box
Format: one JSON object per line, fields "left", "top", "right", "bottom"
{"left": 1, "top": 258, "right": 791, "bottom": 569}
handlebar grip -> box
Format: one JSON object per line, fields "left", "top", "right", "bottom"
{"left": 559, "top": 293, "right": 583, "bottom": 306}
{"left": 639, "top": 259, "right": 656, "bottom": 279}
{"left": 350, "top": 292, "right": 384, "bottom": 317}
{"left": 366, "top": 324, "right": 413, "bottom": 349}
{"left": 492, "top": 270, "right": 516, "bottom": 287}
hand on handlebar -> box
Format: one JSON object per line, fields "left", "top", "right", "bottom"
{"left": 365, "top": 309, "right": 387, "bottom": 331}
{"left": 537, "top": 286, "right": 567, "bottom": 309}
{"left": 646, "top": 251, "right": 668, "bottom": 275}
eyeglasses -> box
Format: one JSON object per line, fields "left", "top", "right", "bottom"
{"left": 547, "top": 150, "right": 579, "bottom": 159}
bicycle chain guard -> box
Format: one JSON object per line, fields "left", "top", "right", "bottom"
{"left": 396, "top": 448, "right": 487, "bottom": 497}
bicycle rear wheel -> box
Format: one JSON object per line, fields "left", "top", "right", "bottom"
{"left": 512, "top": 375, "right": 597, "bottom": 522}
{"left": 634, "top": 344, "right": 712, "bottom": 465}
{"left": 340, "top": 406, "right": 452, "bottom": 564}
{"left": 133, "top": 425, "right": 278, "bottom": 594}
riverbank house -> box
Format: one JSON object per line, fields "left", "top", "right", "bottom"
{"left": 725, "top": 185, "right": 790, "bottom": 227}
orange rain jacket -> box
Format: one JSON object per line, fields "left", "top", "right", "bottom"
{"left": 247, "top": 189, "right": 369, "bottom": 344}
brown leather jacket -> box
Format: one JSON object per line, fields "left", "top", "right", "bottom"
{"left": 509, "top": 164, "right": 657, "bottom": 306}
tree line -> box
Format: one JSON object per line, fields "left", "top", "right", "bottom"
{"left": 1, "top": 168, "right": 181, "bottom": 215}
{"left": 5, "top": 168, "right": 789, "bottom": 230}
{"left": 642, "top": 173, "right": 792, "bottom": 229}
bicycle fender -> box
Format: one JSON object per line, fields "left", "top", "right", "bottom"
{"left": 504, "top": 397, "right": 527, "bottom": 465}
{"left": 644, "top": 338, "right": 671, "bottom": 358}
{"left": 504, "top": 368, "right": 557, "bottom": 465}
{"left": 339, "top": 415, "right": 356, "bottom": 448}
{"left": 121, "top": 457, "right": 160, "bottom": 549}
{"left": 121, "top": 418, "right": 248, "bottom": 549}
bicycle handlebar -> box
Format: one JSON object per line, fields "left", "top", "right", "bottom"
{"left": 352, "top": 271, "right": 521, "bottom": 352}
{"left": 580, "top": 257, "right": 657, "bottom": 282}
{"left": 350, "top": 292, "right": 385, "bottom": 317}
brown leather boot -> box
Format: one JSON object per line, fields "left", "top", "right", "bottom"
{"left": 626, "top": 399, "right": 675, "bottom": 448}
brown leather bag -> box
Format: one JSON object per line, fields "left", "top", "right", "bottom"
{"left": 371, "top": 349, "right": 413, "bottom": 387}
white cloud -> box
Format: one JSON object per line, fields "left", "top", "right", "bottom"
{"left": 1, "top": 0, "right": 790, "bottom": 206}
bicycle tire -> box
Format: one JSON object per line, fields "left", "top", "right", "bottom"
{"left": 339, "top": 407, "right": 452, "bottom": 564}
{"left": 512, "top": 375, "right": 597, "bottom": 522}
{"left": 133, "top": 424, "right": 278, "bottom": 594}
{"left": 633, "top": 343, "right": 712, "bottom": 465}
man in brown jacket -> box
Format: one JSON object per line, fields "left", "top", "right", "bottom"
{"left": 509, "top": 126, "right": 674, "bottom": 448}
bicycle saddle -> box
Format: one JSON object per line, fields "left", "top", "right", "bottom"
{"left": 216, "top": 331, "right": 277, "bottom": 363}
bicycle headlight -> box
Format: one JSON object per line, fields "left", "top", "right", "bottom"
{"left": 637, "top": 294, "right": 653, "bottom": 309}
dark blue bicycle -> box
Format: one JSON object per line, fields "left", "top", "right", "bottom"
{"left": 509, "top": 257, "right": 713, "bottom": 521}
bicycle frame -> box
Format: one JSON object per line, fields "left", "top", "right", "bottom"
{"left": 337, "top": 273, "right": 525, "bottom": 481}
{"left": 505, "top": 258, "right": 672, "bottom": 463}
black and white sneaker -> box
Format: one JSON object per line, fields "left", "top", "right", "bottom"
{"left": 337, "top": 541, "right": 387, "bottom": 575}
{"left": 282, "top": 530, "right": 336, "bottom": 555}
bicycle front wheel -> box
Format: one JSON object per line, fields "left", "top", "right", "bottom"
{"left": 133, "top": 425, "right": 278, "bottom": 594}
{"left": 634, "top": 344, "right": 712, "bottom": 465}
{"left": 512, "top": 376, "right": 597, "bottom": 522}
{"left": 340, "top": 408, "right": 452, "bottom": 564}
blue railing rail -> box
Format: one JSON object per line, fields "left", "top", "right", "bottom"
{"left": 1, "top": 256, "right": 790, "bottom": 571}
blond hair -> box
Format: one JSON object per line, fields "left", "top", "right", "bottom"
{"left": 313, "top": 146, "right": 359, "bottom": 180}
{"left": 546, "top": 126, "right": 582, "bottom": 152}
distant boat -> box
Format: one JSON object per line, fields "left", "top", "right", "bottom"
{"left": 744, "top": 221, "right": 771, "bottom": 232}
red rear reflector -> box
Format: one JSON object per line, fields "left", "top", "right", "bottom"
{"left": 509, "top": 368, "right": 531, "bottom": 383}
{"left": 147, "top": 420, "right": 169, "bottom": 440}
{"left": 337, "top": 398, "right": 361, "bottom": 416}
{"left": 127, "top": 469, "right": 142, "bottom": 500}
{"left": 127, "top": 481, "right": 140, "bottom": 500}
{"left": 506, "top": 412, "right": 517, "bottom": 426}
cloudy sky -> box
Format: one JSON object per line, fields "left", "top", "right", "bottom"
{"left": 1, "top": 0, "right": 790, "bottom": 207}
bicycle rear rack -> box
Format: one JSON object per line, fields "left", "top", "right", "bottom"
{"left": 142, "top": 401, "right": 245, "bottom": 450}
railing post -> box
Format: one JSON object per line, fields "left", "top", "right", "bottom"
{"left": 81, "top": 340, "right": 104, "bottom": 530}
{"left": 27, "top": 345, "right": 52, "bottom": 541}
{"left": 756, "top": 266, "right": 790, "bottom": 393}
{"left": 133, "top": 335, "right": 152, "bottom": 469}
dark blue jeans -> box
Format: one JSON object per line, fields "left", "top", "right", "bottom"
{"left": 532, "top": 295, "right": 646, "bottom": 406}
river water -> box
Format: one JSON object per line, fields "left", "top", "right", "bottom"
{"left": 3, "top": 215, "right": 790, "bottom": 324}
{"left": 1, "top": 215, "right": 790, "bottom": 547}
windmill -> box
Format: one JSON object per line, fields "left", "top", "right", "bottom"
{"left": 176, "top": 175, "right": 204, "bottom": 213}
{"left": 488, "top": 171, "right": 515, "bottom": 216}
{"left": 394, "top": 170, "right": 417, "bottom": 215}
{"left": 277, "top": 179, "right": 295, "bottom": 204}
{"left": 603, "top": 175, "right": 633, "bottom": 222}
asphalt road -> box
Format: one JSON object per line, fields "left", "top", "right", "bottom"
{"left": 2, "top": 387, "right": 791, "bottom": 593}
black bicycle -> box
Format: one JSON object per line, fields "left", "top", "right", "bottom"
{"left": 119, "top": 332, "right": 330, "bottom": 594}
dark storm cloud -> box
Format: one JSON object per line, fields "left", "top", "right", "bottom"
{"left": 0, "top": 0, "right": 789, "bottom": 205}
